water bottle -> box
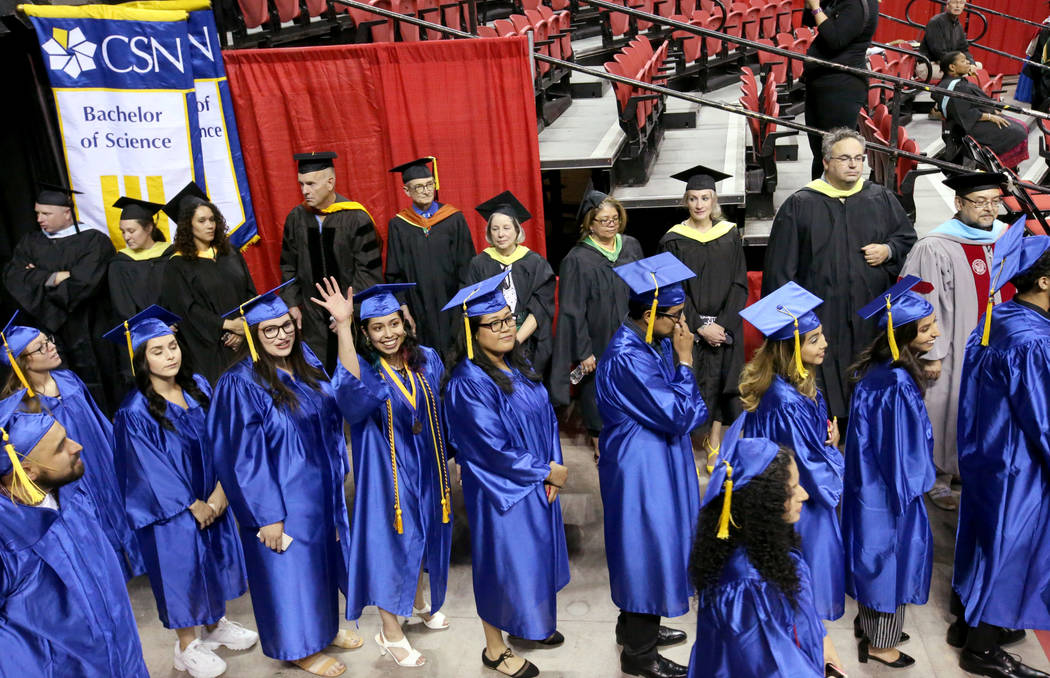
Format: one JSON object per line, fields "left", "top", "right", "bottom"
{"left": 569, "top": 364, "right": 587, "bottom": 385}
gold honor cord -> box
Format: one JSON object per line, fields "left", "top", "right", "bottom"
{"left": 123, "top": 321, "right": 136, "bottom": 376}
{"left": 1, "top": 428, "right": 44, "bottom": 505}
{"left": 982, "top": 261, "right": 1006, "bottom": 347}
{"left": 1, "top": 334, "right": 34, "bottom": 397}
{"left": 775, "top": 306, "right": 809, "bottom": 379}
{"left": 419, "top": 375, "right": 452, "bottom": 523}
{"left": 716, "top": 461, "right": 735, "bottom": 540}
{"left": 885, "top": 295, "right": 900, "bottom": 361}
{"left": 382, "top": 385, "right": 404, "bottom": 535}
{"left": 379, "top": 358, "right": 417, "bottom": 409}
{"left": 646, "top": 271, "right": 659, "bottom": 344}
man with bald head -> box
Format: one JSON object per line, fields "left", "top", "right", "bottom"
{"left": 0, "top": 400, "right": 148, "bottom": 676}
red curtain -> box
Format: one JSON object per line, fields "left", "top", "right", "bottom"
{"left": 223, "top": 37, "right": 544, "bottom": 290}
{"left": 876, "top": 0, "right": 1046, "bottom": 75}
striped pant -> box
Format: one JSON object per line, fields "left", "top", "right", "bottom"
{"left": 858, "top": 603, "right": 907, "bottom": 649}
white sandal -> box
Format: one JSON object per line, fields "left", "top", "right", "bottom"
{"left": 376, "top": 630, "right": 425, "bottom": 667}
{"left": 410, "top": 604, "right": 450, "bottom": 630}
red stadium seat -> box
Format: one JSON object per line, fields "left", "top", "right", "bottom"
{"left": 274, "top": 0, "right": 299, "bottom": 22}
{"left": 237, "top": 0, "right": 269, "bottom": 27}
{"left": 306, "top": 0, "right": 328, "bottom": 17}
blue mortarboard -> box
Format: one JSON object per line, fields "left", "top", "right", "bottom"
{"left": 0, "top": 390, "right": 52, "bottom": 503}
{"left": 613, "top": 253, "right": 695, "bottom": 343}
{"left": 221, "top": 280, "right": 296, "bottom": 362}
{"left": 1015, "top": 236, "right": 1050, "bottom": 280}
{"left": 102, "top": 305, "right": 181, "bottom": 375}
{"left": 978, "top": 218, "right": 1049, "bottom": 345}
{"left": 441, "top": 271, "right": 512, "bottom": 359}
{"left": 857, "top": 275, "right": 935, "bottom": 360}
{"left": 0, "top": 312, "right": 43, "bottom": 396}
{"left": 739, "top": 282, "right": 823, "bottom": 378}
{"left": 701, "top": 416, "right": 782, "bottom": 538}
{"left": 356, "top": 283, "right": 416, "bottom": 321}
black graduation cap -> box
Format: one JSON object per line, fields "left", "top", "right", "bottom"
{"left": 476, "top": 190, "right": 531, "bottom": 223}
{"left": 389, "top": 156, "right": 436, "bottom": 184}
{"left": 161, "top": 182, "right": 208, "bottom": 222}
{"left": 294, "top": 151, "right": 337, "bottom": 174}
{"left": 112, "top": 196, "right": 164, "bottom": 221}
{"left": 576, "top": 184, "right": 609, "bottom": 224}
{"left": 670, "top": 164, "right": 732, "bottom": 192}
{"left": 942, "top": 171, "right": 1007, "bottom": 196}
{"left": 36, "top": 182, "right": 82, "bottom": 207}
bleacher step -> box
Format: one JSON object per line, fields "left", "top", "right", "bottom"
{"left": 570, "top": 70, "right": 610, "bottom": 99}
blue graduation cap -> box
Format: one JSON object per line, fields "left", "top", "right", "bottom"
{"left": 700, "top": 416, "right": 782, "bottom": 539}
{"left": 857, "top": 275, "right": 935, "bottom": 361}
{"left": 0, "top": 312, "right": 42, "bottom": 396}
{"left": 356, "top": 283, "right": 416, "bottom": 322}
{"left": 0, "top": 390, "right": 50, "bottom": 504}
{"left": 102, "top": 305, "right": 181, "bottom": 376}
{"left": 739, "top": 282, "right": 823, "bottom": 379}
{"left": 979, "top": 217, "right": 1050, "bottom": 345}
{"left": 221, "top": 279, "right": 297, "bottom": 362}
{"left": 612, "top": 252, "right": 695, "bottom": 343}
{"left": 441, "top": 271, "right": 512, "bottom": 360}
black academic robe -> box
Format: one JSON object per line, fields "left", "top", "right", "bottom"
{"left": 2, "top": 227, "right": 119, "bottom": 412}
{"left": 920, "top": 12, "right": 970, "bottom": 62}
{"left": 1026, "top": 28, "right": 1050, "bottom": 112}
{"left": 935, "top": 76, "right": 1029, "bottom": 156}
{"left": 550, "top": 236, "right": 644, "bottom": 433}
{"left": 160, "top": 250, "right": 257, "bottom": 384}
{"left": 659, "top": 222, "right": 748, "bottom": 424}
{"left": 386, "top": 206, "right": 476, "bottom": 354}
{"left": 280, "top": 195, "right": 383, "bottom": 371}
{"left": 107, "top": 245, "right": 173, "bottom": 320}
{"left": 762, "top": 181, "right": 917, "bottom": 418}
{"left": 467, "top": 247, "right": 556, "bottom": 376}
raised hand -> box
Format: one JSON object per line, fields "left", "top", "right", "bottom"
{"left": 309, "top": 276, "right": 354, "bottom": 325}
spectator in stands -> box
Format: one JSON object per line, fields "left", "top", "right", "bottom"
{"left": 763, "top": 128, "right": 916, "bottom": 421}
{"left": 160, "top": 183, "right": 257, "bottom": 384}
{"left": 936, "top": 51, "right": 1030, "bottom": 170}
{"left": 900, "top": 171, "right": 1015, "bottom": 512}
{"left": 280, "top": 151, "right": 383, "bottom": 371}
{"left": 551, "top": 190, "right": 643, "bottom": 461}
{"left": 1022, "top": 9, "right": 1050, "bottom": 111}
{"left": 108, "top": 197, "right": 171, "bottom": 321}
{"left": 659, "top": 166, "right": 747, "bottom": 461}
{"left": 2, "top": 183, "right": 118, "bottom": 412}
{"left": 920, "top": 0, "right": 977, "bottom": 66}
{"left": 801, "top": 0, "right": 879, "bottom": 179}
{"left": 467, "top": 191, "right": 556, "bottom": 376}
{"left": 385, "top": 156, "right": 476, "bottom": 355}
{"left": 0, "top": 403, "right": 150, "bottom": 677}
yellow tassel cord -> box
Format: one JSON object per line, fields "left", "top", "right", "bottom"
{"left": 776, "top": 307, "right": 809, "bottom": 380}
{"left": 239, "top": 304, "right": 259, "bottom": 362}
{"left": 429, "top": 156, "right": 439, "bottom": 190}
{"left": 420, "top": 376, "right": 452, "bottom": 523}
{"left": 1, "top": 429, "right": 44, "bottom": 505}
{"left": 716, "top": 462, "right": 735, "bottom": 540}
{"left": 705, "top": 440, "right": 720, "bottom": 474}
{"left": 645, "top": 272, "right": 660, "bottom": 344}
{"left": 1, "top": 335, "right": 34, "bottom": 397}
{"left": 885, "top": 296, "right": 900, "bottom": 361}
{"left": 461, "top": 286, "right": 482, "bottom": 360}
{"left": 384, "top": 397, "right": 404, "bottom": 534}
{"left": 123, "top": 321, "right": 136, "bottom": 376}
{"left": 980, "top": 297, "right": 994, "bottom": 347}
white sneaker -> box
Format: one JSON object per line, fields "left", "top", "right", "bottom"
{"left": 200, "top": 617, "right": 259, "bottom": 651}
{"left": 173, "top": 639, "right": 227, "bottom": 678}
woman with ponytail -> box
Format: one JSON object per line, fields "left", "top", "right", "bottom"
{"left": 109, "top": 306, "right": 257, "bottom": 678}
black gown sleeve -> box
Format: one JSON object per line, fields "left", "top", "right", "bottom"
{"left": 3, "top": 235, "right": 57, "bottom": 324}
{"left": 881, "top": 193, "right": 917, "bottom": 275}
{"left": 349, "top": 213, "right": 384, "bottom": 291}
{"left": 385, "top": 219, "right": 407, "bottom": 285}
{"left": 108, "top": 257, "right": 140, "bottom": 321}
{"left": 555, "top": 250, "right": 592, "bottom": 362}
{"left": 523, "top": 254, "right": 556, "bottom": 328}
{"left": 45, "top": 232, "right": 114, "bottom": 313}
{"left": 943, "top": 80, "right": 985, "bottom": 133}
{"left": 762, "top": 198, "right": 802, "bottom": 295}
{"left": 716, "top": 230, "right": 749, "bottom": 330}
{"left": 161, "top": 259, "right": 223, "bottom": 346}
{"left": 451, "top": 214, "right": 477, "bottom": 287}
{"left": 279, "top": 210, "right": 304, "bottom": 307}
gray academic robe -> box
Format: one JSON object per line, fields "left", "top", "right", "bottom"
{"left": 900, "top": 218, "right": 1010, "bottom": 477}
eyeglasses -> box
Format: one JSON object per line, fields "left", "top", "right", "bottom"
{"left": 477, "top": 316, "right": 515, "bottom": 332}
{"left": 27, "top": 335, "right": 56, "bottom": 356}
{"left": 830, "top": 154, "right": 867, "bottom": 165}
{"left": 656, "top": 309, "right": 685, "bottom": 321}
{"left": 260, "top": 320, "right": 296, "bottom": 339}
{"left": 594, "top": 216, "right": 620, "bottom": 225}
{"left": 960, "top": 196, "right": 1002, "bottom": 209}
{"left": 407, "top": 182, "right": 435, "bottom": 193}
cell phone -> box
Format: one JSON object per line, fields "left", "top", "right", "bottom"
{"left": 256, "top": 529, "right": 294, "bottom": 552}
{"left": 825, "top": 662, "right": 847, "bottom": 678}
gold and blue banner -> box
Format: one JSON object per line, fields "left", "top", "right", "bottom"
{"left": 20, "top": 2, "right": 257, "bottom": 249}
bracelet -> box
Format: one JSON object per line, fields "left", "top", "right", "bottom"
{"left": 811, "top": 7, "right": 823, "bottom": 15}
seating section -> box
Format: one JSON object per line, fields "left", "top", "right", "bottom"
{"left": 604, "top": 36, "right": 673, "bottom": 181}
{"left": 738, "top": 65, "right": 796, "bottom": 216}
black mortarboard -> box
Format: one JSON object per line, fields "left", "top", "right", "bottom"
{"left": 670, "top": 164, "right": 732, "bottom": 192}
{"left": 389, "top": 156, "right": 436, "bottom": 184}
{"left": 294, "top": 151, "right": 337, "bottom": 174}
{"left": 36, "top": 183, "right": 81, "bottom": 207}
{"left": 161, "top": 182, "right": 208, "bottom": 222}
{"left": 942, "top": 171, "right": 1007, "bottom": 196}
{"left": 576, "top": 184, "right": 609, "bottom": 223}
{"left": 112, "top": 196, "right": 164, "bottom": 221}
{"left": 476, "top": 190, "right": 532, "bottom": 223}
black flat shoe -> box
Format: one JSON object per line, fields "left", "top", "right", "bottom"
{"left": 960, "top": 648, "right": 1050, "bottom": 678}
{"left": 858, "top": 637, "right": 916, "bottom": 668}
{"left": 482, "top": 648, "right": 539, "bottom": 678}
{"left": 620, "top": 652, "right": 688, "bottom": 678}
{"left": 615, "top": 625, "right": 687, "bottom": 647}
{"left": 508, "top": 631, "right": 564, "bottom": 646}
{"left": 947, "top": 622, "right": 1027, "bottom": 649}
{"left": 853, "top": 615, "right": 910, "bottom": 643}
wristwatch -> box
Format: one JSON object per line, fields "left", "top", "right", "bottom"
{"left": 811, "top": 7, "right": 824, "bottom": 15}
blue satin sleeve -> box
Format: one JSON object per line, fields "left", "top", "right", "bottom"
{"left": 208, "top": 375, "right": 287, "bottom": 529}
{"left": 600, "top": 352, "right": 706, "bottom": 436}
{"left": 0, "top": 558, "right": 45, "bottom": 678}
{"left": 330, "top": 360, "right": 389, "bottom": 425}
{"left": 752, "top": 399, "right": 843, "bottom": 508}
{"left": 113, "top": 407, "right": 196, "bottom": 530}
{"left": 1010, "top": 343, "right": 1050, "bottom": 460}
{"left": 443, "top": 375, "right": 551, "bottom": 513}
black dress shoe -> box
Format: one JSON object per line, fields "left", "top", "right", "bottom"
{"left": 620, "top": 652, "right": 689, "bottom": 678}
{"left": 948, "top": 622, "right": 1027, "bottom": 649}
{"left": 615, "top": 625, "right": 687, "bottom": 647}
{"left": 852, "top": 615, "right": 910, "bottom": 643}
{"left": 858, "top": 637, "right": 916, "bottom": 667}
{"left": 508, "top": 630, "right": 564, "bottom": 646}
{"left": 959, "top": 648, "right": 1050, "bottom": 678}
{"left": 481, "top": 648, "right": 539, "bottom": 678}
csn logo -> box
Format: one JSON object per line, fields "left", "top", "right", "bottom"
{"left": 42, "top": 27, "right": 96, "bottom": 79}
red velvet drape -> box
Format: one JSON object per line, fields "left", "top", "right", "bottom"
{"left": 223, "top": 37, "right": 544, "bottom": 290}
{"left": 876, "top": 0, "right": 1046, "bottom": 75}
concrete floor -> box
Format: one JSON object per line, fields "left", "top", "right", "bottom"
{"left": 129, "top": 416, "right": 1050, "bottom": 678}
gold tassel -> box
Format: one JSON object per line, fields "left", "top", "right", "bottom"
{"left": 463, "top": 314, "right": 473, "bottom": 360}
{"left": 123, "top": 321, "right": 136, "bottom": 376}
{"left": 394, "top": 507, "right": 403, "bottom": 534}
{"left": 645, "top": 272, "right": 659, "bottom": 344}
{"left": 2, "top": 335, "right": 34, "bottom": 397}
{"left": 239, "top": 304, "right": 259, "bottom": 362}
{"left": 885, "top": 296, "right": 900, "bottom": 361}
{"left": 429, "top": 156, "right": 439, "bottom": 190}
{"left": 1, "top": 429, "right": 44, "bottom": 505}
{"left": 792, "top": 319, "right": 808, "bottom": 380}
{"left": 716, "top": 462, "right": 734, "bottom": 540}
{"left": 981, "top": 297, "right": 994, "bottom": 347}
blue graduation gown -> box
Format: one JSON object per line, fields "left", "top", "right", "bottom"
{"left": 954, "top": 300, "right": 1050, "bottom": 630}
{"left": 687, "top": 548, "right": 825, "bottom": 678}
{"left": 595, "top": 323, "right": 708, "bottom": 617}
{"left": 0, "top": 482, "right": 149, "bottom": 678}
{"left": 341, "top": 346, "right": 453, "bottom": 620}
{"left": 842, "top": 363, "right": 935, "bottom": 613}
{"left": 34, "top": 369, "right": 144, "bottom": 579}
{"left": 208, "top": 355, "right": 376, "bottom": 660}
{"left": 741, "top": 375, "right": 845, "bottom": 620}
{"left": 113, "top": 375, "right": 247, "bottom": 629}
{"left": 443, "top": 360, "right": 570, "bottom": 639}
